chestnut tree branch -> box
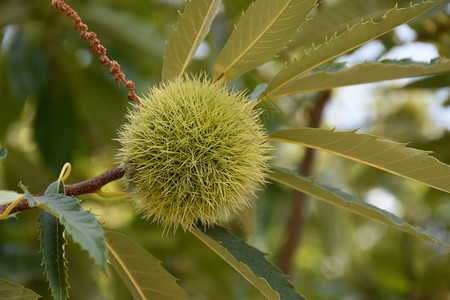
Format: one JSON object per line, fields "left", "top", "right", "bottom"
{"left": 0, "top": 166, "right": 125, "bottom": 216}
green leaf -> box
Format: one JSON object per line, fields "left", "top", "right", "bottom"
{"left": 270, "top": 58, "right": 450, "bottom": 96}
{"left": 104, "top": 231, "right": 190, "bottom": 300}
{"left": 268, "top": 167, "right": 449, "bottom": 248}
{"left": 0, "top": 190, "right": 22, "bottom": 206}
{"left": 162, "top": 0, "right": 221, "bottom": 82}
{"left": 0, "top": 277, "right": 40, "bottom": 300}
{"left": 214, "top": 0, "right": 317, "bottom": 82}
{"left": 39, "top": 180, "right": 69, "bottom": 300}
{"left": 191, "top": 226, "right": 305, "bottom": 300}
{"left": 23, "top": 184, "right": 107, "bottom": 271}
{"left": 269, "top": 128, "right": 450, "bottom": 193}
{"left": 285, "top": 0, "right": 412, "bottom": 53}
{"left": 263, "top": 0, "right": 444, "bottom": 98}
{"left": 39, "top": 211, "right": 69, "bottom": 300}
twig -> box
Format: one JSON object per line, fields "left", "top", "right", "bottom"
{"left": 0, "top": 166, "right": 125, "bottom": 216}
{"left": 279, "top": 91, "right": 331, "bottom": 275}
{"left": 51, "top": 0, "right": 141, "bottom": 105}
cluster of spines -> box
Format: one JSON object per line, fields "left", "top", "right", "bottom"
{"left": 118, "top": 76, "right": 270, "bottom": 231}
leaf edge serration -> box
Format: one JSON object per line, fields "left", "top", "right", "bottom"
{"left": 263, "top": 0, "right": 445, "bottom": 97}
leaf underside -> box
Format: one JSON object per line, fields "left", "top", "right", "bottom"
{"left": 39, "top": 181, "right": 69, "bottom": 300}
{"left": 263, "top": 0, "right": 444, "bottom": 97}
{"left": 191, "top": 226, "right": 305, "bottom": 300}
{"left": 214, "top": 0, "right": 317, "bottom": 82}
{"left": 271, "top": 57, "right": 450, "bottom": 96}
{"left": 25, "top": 182, "right": 107, "bottom": 271}
{"left": 269, "top": 128, "right": 450, "bottom": 193}
{"left": 162, "top": 0, "right": 221, "bottom": 82}
{"left": 105, "top": 231, "right": 190, "bottom": 300}
{"left": 269, "top": 167, "right": 449, "bottom": 248}
{"left": 0, "top": 277, "right": 40, "bottom": 300}
{"left": 0, "top": 190, "right": 23, "bottom": 206}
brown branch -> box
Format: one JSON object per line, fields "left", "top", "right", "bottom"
{"left": 51, "top": 0, "right": 141, "bottom": 105}
{"left": 0, "top": 166, "right": 125, "bottom": 216}
{"left": 279, "top": 91, "right": 331, "bottom": 275}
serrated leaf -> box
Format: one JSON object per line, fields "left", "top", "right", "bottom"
{"left": 39, "top": 211, "right": 68, "bottom": 300}
{"left": 24, "top": 185, "right": 107, "bottom": 271}
{"left": 269, "top": 128, "right": 450, "bottom": 193}
{"left": 104, "top": 231, "right": 190, "bottom": 300}
{"left": 214, "top": 0, "right": 316, "bottom": 82}
{"left": 286, "top": 0, "right": 412, "bottom": 53}
{"left": 162, "top": 0, "right": 221, "bottom": 82}
{"left": 191, "top": 226, "right": 305, "bottom": 300}
{"left": 0, "top": 277, "right": 40, "bottom": 300}
{"left": 264, "top": 0, "right": 444, "bottom": 97}
{"left": 405, "top": 72, "right": 450, "bottom": 89}
{"left": 268, "top": 167, "right": 449, "bottom": 248}
{"left": 270, "top": 57, "right": 450, "bottom": 96}
{"left": 39, "top": 180, "right": 69, "bottom": 300}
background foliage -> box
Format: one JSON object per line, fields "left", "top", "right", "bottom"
{"left": 0, "top": 0, "right": 449, "bottom": 299}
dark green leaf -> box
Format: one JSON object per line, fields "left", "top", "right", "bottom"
{"left": 6, "top": 28, "right": 49, "bottom": 101}
{"left": 24, "top": 184, "right": 107, "bottom": 271}
{"left": 191, "top": 226, "right": 305, "bottom": 300}
{"left": 39, "top": 211, "right": 69, "bottom": 300}
{"left": 39, "top": 180, "right": 69, "bottom": 300}
{"left": 0, "top": 58, "right": 24, "bottom": 140}
{"left": 0, "top": 277, "right": 40, "bottom": 300}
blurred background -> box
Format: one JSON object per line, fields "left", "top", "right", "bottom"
{"left": 0, "top": 0, "right": 449, "bottom": 299}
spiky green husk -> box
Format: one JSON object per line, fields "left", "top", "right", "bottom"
{"left": 118, "top": 77, "right": 270, "bottom": 231}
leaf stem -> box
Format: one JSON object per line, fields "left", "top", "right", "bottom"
{"left": 0, "top": 166, "right": 126, "bottom": 216}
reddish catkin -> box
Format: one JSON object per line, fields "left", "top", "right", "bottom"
{"left": 51, "top": 0, "right": 141, "bottom": 105}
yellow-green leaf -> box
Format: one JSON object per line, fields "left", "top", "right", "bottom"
{"left": 162, "top": 0, "right": 221, "bottom": 82}
{"left": 285, "top": 0, "right": 412, "bottom": 53}
{"left": 0, "top": 278, "right": 40, "bottom": 300}
{"left": 269, "top": 128, "right": 450, "bottom": 193}
{"left": 105, "top": 231, "right": 190, "bottom": 300}
{"left": 269, "top": 167, "right": 449, "bottom": 248}
{"left": 214, "top": 0, "right": 316, "bottom": 82}
{"left": 263, "top": 0, "right": 444, "bottom": 98}
{"left": 270, "top": 58, "right": 450, "bottom": 96}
